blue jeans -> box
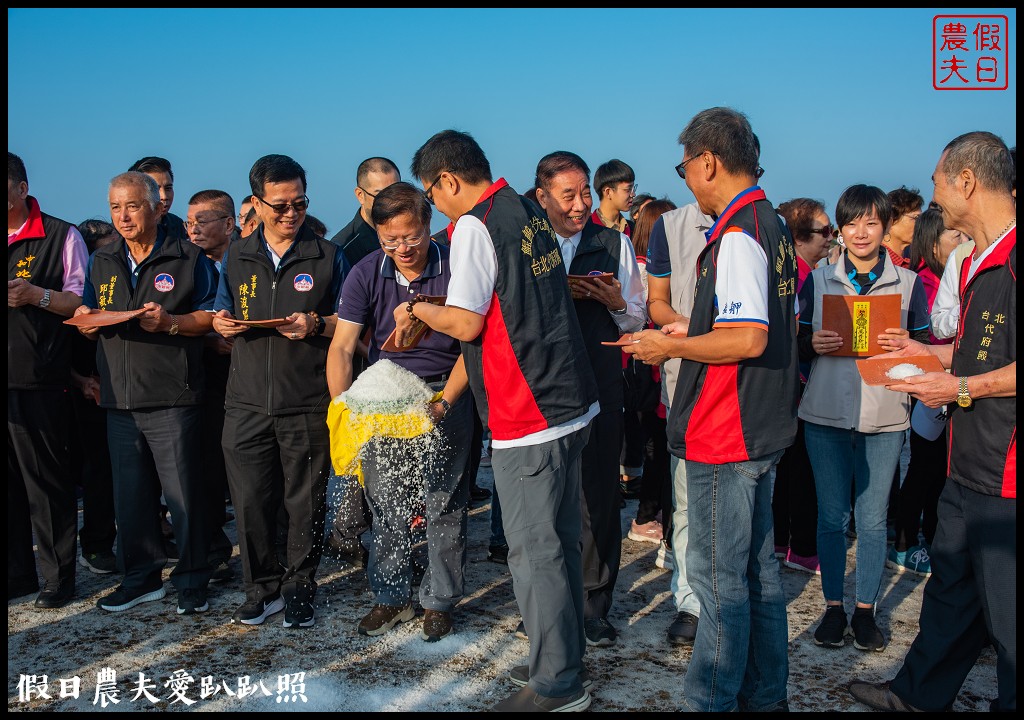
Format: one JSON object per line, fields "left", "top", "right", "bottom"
{"left": 804, "top": 422, "right": 903, "bottom": 606}
{"left": 681, "top": 450, "right": 788, "bottom": 712}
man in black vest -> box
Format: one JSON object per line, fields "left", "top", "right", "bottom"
{"left": 8, "top": 151, "right": 89, "bottom": 608}
{"left": 397, "top": 130, "right": 598, "bottom": 712}
{"left": 212, "top": 154, "right": 348, "bottom": 630}
{"left": 74, "top": 171, "right": 219, "bottom": 616}
{"left": 534, "top": 151, "right": 646, "bottom": 647}
{"left": 625, "top": 107, "right": 799, "bottom": 711}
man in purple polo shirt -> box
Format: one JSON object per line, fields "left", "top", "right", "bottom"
{"left": 326, "top": 182, "right": 472, "bottom": 642}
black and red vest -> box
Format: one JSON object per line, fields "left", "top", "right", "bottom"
{"left": 949, "top": 229, "right": 1016, "bottom": 498}
{"left": 668, "top": 188, "right": 799, "bottom": 463}
{"left": 8, "top": 200, "right": 75, "bottom": 390}
{"left": 461, "top": 181, "right": 597, "bottom": 440}
{"left": 223, "top": 224, "right": 341, "bottom": 415}
{"left": 90, "top": 231, "right": 208, "bottom": 409}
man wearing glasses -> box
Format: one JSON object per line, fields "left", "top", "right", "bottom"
{"left": 395, "top": 130, "right": 598, "bottom": 712}
{"left": 625, "top": 107, "right": 799, "bottom": 712}
{"left": 212, "top": 154, "right": 349, "bottom": 629}
{"left": 592, "top": 159, "right": 637, "bottom": 237}
{"left": 324, "top": 156, "right": 401, "bottom": 571}
{"left": 326, "top": 182, "right": 472, "bottom": 642}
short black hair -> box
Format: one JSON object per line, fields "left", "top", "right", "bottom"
{"left": 128, "top": 156, "right": 174, "bottom": 180}
{"left": 8, "top": 152, "right": 27, "bottom": 185}
{"left": 411, "top": 130, "right": 492, "bottom": 186}
{"left": 593, "top": 159, "right": 634, "bottom": 196}
{"left": 188, "top": 189, "right": 235, "bottom": 217}
{"left": 249, "top": 154, "right": 307, "bottom": 198}
{"left": 908, "top": 208, "right": 947, "bottom": 277}
{"left": 305, "top": 214, "right": 328, "bottom": 238}
{"left": 356, "top": 157, "right": 401, "bottom": 186}
{"left": 678, "top": 106, "right": 759, "bottom": 178}
{"left": 835, "top": 184, "right": 893, "bottom": 229}
{"left": 535, "top": 151, "right": 590, "bottom": 190}
{"left": 370, "top": 181, "right": 431, "bottom": 230}
{"left": 76, "top": 218, "right": 118, "bottom": 253}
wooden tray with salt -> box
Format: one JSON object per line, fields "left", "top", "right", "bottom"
{"left": 856, "top": 353, "right": 947, "bottom": 386}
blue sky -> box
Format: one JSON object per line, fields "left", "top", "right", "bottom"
{"left": 8, "top": 8, "right": 1017, "bottom": 235}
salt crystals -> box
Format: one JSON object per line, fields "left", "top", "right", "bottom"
{"left": 886, "top": 363, "right": 926, "bottom": 380}
{"left": 341, "top": 359, "right": 434, "bottom": 415}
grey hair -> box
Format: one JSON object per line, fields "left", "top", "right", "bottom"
{"left": 941, "top": 131, "right": 1014, "bottom": 194}
{"left": 110, "top": 171, "right": 161, "bottom": 211}
{"left": 678, "top": 106, "right": 759, "bottom": 178}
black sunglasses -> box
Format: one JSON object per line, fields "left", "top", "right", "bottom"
{"left": 806, "top": 224, "right": 836, "bottom": 239}
{"left": 258, "top": 194, "right": 309, "bottom": 215}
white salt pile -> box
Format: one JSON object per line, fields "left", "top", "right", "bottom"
{"left": 341, "top": 359, "right": 434, "bottom": 415}
{"left": 886, "top": 363, "right": 926, "bottom": 380}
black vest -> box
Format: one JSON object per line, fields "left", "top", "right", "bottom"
{"left": 568, "top": 221, "right": 624, "bottom": 411}
{"left": 669, "top": 190, "right": 799, "bottom": 463}
{"left": 8, "top": 211, "right": 76, "bottom": 390}
{"left": 461, "top": 183, "right": 597, "bottom": 440}
{"left": 223, "top": 224, "right": 340, "bottom": 415}
{"left": 90, "top": 232, "right": 208, "bottom": 409}
{"left": 949, "top": 237, "right": 1016, "bottom": 497}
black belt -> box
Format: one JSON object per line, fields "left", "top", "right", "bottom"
{"left": 423, "top": 372, "right": 450, "bottom": 385}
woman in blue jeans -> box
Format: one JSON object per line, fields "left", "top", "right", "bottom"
{"left": 796, "top": 185, "right": 931, "bottom": 652}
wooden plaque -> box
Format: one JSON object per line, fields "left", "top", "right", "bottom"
{"left": 381, "top": 295, "right": 447, "bottom": 352}
{"left": 856, "top": 353, "right": 947, "bottom": 386}
{"left": 821, "top": 294, "right": 902, "bottom": 357}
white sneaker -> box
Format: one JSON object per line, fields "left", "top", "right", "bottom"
{"left": 655, "top": 540, "right": 674, "bottom": 570}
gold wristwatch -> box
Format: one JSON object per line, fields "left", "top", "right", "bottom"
{"left": 956, "top": 376, "right": 972, "bottom": 408}
{"left": 168, "top": 315, "right": 180, "bottom": 336}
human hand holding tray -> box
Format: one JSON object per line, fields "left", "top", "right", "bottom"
{"left": 569, "top": 272, "right": 615, "bottom": 287}
{"left": 857, "top": 353, "right": 947, "bottom": 386}
{"left": 821, "top": 294, "right": 902, "bottom": 357}
{"left": 64, "top": 308, "right": 146, "bottom": 328}
{"left": 381, "top": 295, "right": 447, "bottom": 352}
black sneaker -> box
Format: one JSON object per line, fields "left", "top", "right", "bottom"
{"left": 177, "top": 588, "right": 209, "bottom": 615}
{"left": 231, "top": 594, "right": 285, "bottom": 625}
{"left": 814, "top": 605, "right": 849, "bottom": 647}
{"left": 487, "top": 544, "right": 509, "bottom": 565}
{"left": 35, "top": 580, "right": 75, "bottom": 609}
{"left": 510, "top": 664, "right": 593, "bottom": 690}
{"left": 79, "top": 551, "right": 117, "bottom": 574}
{"left": 283, "top": 596, "right": 315, "bottom": 629}
{"left": 667, "top": 610, "right": 699, "bottom": 646}
{"left": 97, "top": 585, "right": 166, "bottom": 613}
{"left": 492, "top": 686, "right": 591, "bottom": 712}
{"left": 584, "top": 617, "right": 617, "bottom": 647}
{"left": 850, "top": 608, "right": 886, "bottom": 652}
{"left": 210, "top": 560, "right": 235, "bottom": 582}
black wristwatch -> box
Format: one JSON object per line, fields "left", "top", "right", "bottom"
{"left": 436, "top": 398, "right": 452, "bottom": 418}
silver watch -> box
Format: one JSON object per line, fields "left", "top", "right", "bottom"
{"left": 39, "top": 288, "right": 52, "bottom": 309}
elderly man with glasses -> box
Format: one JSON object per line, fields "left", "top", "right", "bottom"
{"left": 212, "top": 154, "right": 349, "bottom": 630}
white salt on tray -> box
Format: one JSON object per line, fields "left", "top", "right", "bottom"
{"left": 885, "top": 363, "right": 926, "bottom": 380}
{"left": 341, "top": 358, "right": 433, "bottom": 415}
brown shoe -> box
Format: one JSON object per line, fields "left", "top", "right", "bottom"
{"left": 421, "top": 609, "right": 453, "bottom": 642}
{"left": 848, "top": 681, "right": 925, "bottom": 712}
{"left": 357, "top": 604, "right": 414, "bottom": 636}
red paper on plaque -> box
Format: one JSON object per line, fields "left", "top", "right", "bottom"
{"left": 381, "top": 295, "right": 447, "bottom": 352}
{"left": 64, "top": 308, "right": 147, "bottom": 328}
{"left": 821, "top": 294, "right": 902, "bottom": 357}
{"left": 568, "top": 272, "right": 615, "bottom": 287}
{"left": 232, "top": 318, "right": 291, "bottom": 328}
{"left": 856, "top": 353, "right": 947, "bottom": 386}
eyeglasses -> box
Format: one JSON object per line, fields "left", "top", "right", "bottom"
{"left": 380, "top": 236, "right": 425, "bottom": 251}
{"left": 424, "top": 174, "right": 444, "bottom": 205}
{"left": 358, "top": 186, "right": 378, "bottom": 198}
{"left": 620, "top": 183, "right": 637, "bottom": 195}
{"left": 257, "top": 194, "right": 309, "bottom": 215}
{"left": 755, "top": 166, "right": 765, "bottom": 179}
{"left": 806, "top": 224, "right": 836, "bottom": 239}
{"left": 675, "top": 152, "right": 718, "bottom": 180}
{"left": 183, "top": 215, "right": 230, "bottom": 231}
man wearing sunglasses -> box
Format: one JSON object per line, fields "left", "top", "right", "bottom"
{"left": 396, "top": 130, "right": 598, "bottom": 712}
{"left": 324, "top": 157, "right": 401, "bottom": 571}
{"left": 625, "top": 107, "right": 798, "bottom": 712}
{"left": 212, "top": 154, "right": 349, "bottom": 630}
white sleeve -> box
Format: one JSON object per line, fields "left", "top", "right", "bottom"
{"left": 712, "top": 230, "right": 769, "bottom": 329}
{"left": 446, "top": 215, "right": 497, "bottom": 316}
{"left": 614, "top": 233, "right": 648, "bottom": 333}
{"left": 930, "top": 251, "right": 961, "bottom": 339}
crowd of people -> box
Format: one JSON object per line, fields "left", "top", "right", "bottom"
{"left": 7, "top": 108, "right": 1015, "bottom": 712}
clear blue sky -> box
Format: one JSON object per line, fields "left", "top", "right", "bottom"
{"left": 8, "top": 8, "right": 1017, "bottom": 235}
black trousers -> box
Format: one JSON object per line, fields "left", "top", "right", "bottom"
{"left": 69, "top": 388, "right": 116, "bottom": 555}
{"left": 107, "top": 406, "right": 210, "bottom": 591}
{"left": 8, "top": 389, "right": 77, "bottom": 589}
{"left": 894, "top": 429, "right": 947, "bottom": 551}
{"left": 891, "top": 480, "right": 1016, "bottom": 712}
{"left": 581, "top": 408, "right": 624, "bottom": 619}
{"left": 223, "top": 407, "right": 329, "bottom": 603}
{"left": 625, "top": 410, "right": 671, "bottom": 527}
{"left": 200, "top": 363, "right": 233, "bottom": 565}
{"left": 771, "top": 419, "right": 818, "bottom": 557}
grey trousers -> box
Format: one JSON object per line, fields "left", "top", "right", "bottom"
{"left": 493, "top": 425, "right": 590, "bottom": 698}
{"left": 362, "top": 385, "right": 472, "bottom": 610}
